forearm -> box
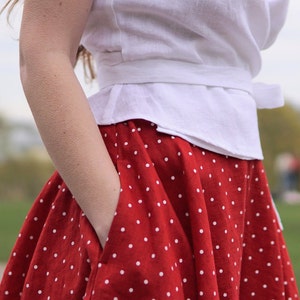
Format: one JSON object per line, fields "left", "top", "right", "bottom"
{"left": 21, "top": 53, "right": 120, "bottom": 228}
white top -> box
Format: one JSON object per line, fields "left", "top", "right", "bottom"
{"left": 81, "top": 0, "right": 289, "bottom": 160}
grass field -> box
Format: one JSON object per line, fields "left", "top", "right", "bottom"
{"left": 276, "top": 202, "right": 300, "bottom": 288}
{"left": 0, "top": 201, "right": 32, "bottom": 262}
{"left": 0, "top": 201, "right": 299, "bottom": 289}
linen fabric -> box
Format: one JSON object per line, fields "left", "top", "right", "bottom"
{"left": 0, "top": 120, "right": 298, "bottom": 299}
{"left": 81, "top": 0, "right": 289, "bottom": 159}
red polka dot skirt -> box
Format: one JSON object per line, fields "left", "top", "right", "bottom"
{"left": 0, "top": 120, "right": 299, "bottom": 299}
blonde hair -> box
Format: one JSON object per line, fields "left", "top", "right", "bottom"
{"left": 1, "top": 0, "right": 96, "bottom": 81}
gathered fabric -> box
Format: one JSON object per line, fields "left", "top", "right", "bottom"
{"left": 1, "top": 120, "right": 298, "bottom": 299}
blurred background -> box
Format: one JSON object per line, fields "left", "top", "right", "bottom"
{"left": 1, "top": 0, "right": 300, "bottom": 287}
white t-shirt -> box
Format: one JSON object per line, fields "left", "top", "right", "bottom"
{"left": 81, "top": 0, "right": 289, "bottom": 160}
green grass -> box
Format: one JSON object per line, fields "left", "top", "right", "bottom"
{"left": 276, "top": 202, "right": 300, "bottom": 289}
{"left": 0, "top": 201, "right": 32, "bottom": 262}
{"left": 0, "top": 201, "right": 299, "bottom": 290}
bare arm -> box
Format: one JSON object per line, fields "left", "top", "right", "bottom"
{"left": 20, "top": 0, "right": 120, "bottom": 247}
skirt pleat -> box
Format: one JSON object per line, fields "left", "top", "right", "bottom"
{"left": 0, "top": 120, "right": 298, "bottom": 299}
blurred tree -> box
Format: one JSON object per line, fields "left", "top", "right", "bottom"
{"left": 258, "top": 102, "right": 300, "bottom": 195}
{"left": 0, "top": 154, "right": 54, "bottom": 202}
{"left": 0, "top": 114, "right": 54, "bottom": 202}
{"left": 0, "top": 115, "right": 12, "bottom": 161}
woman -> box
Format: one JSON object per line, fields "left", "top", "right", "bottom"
{"left": 1, "top": 0, "right": 299, "bottom": 299}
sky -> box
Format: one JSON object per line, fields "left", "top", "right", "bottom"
{"left": 0, "top": 1, "right": 300, "bottom": 122}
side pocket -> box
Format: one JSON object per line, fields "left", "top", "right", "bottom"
{"left": 98, "top": 161, "right": 126, "bottom": 264}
